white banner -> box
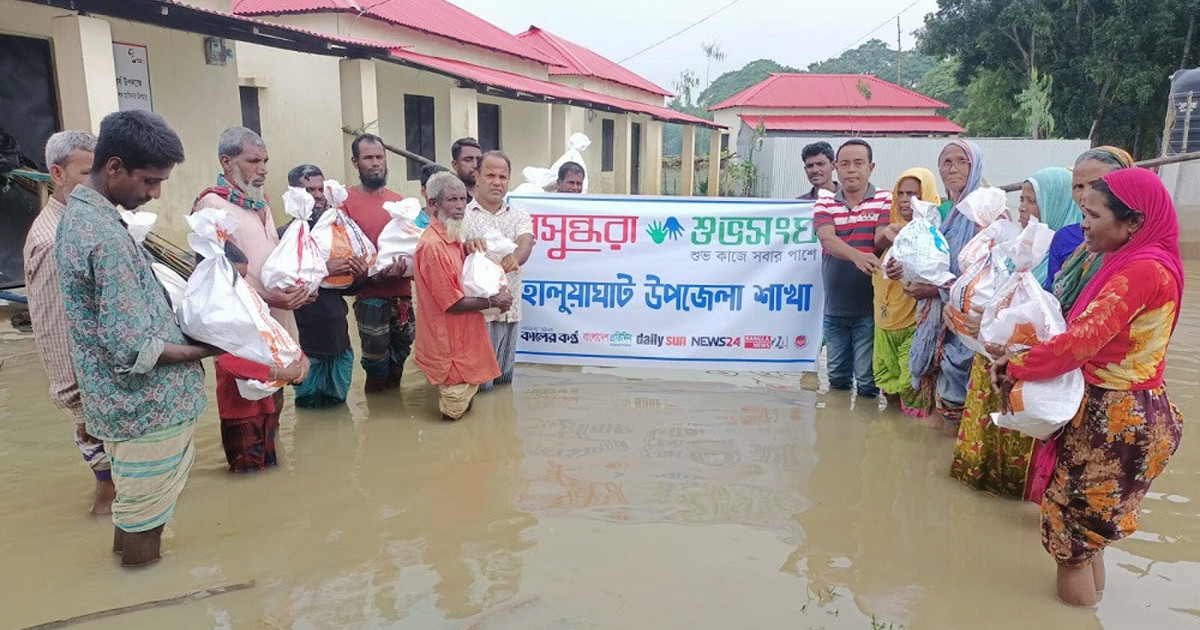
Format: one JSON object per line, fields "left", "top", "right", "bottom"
{"left": 511, "top": 194, "right": 824, "bottom": 372}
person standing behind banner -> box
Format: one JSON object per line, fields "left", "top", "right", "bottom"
{"left": 283, "top": 164, "right": 367, "bottom": 408}
{"left": 872, "top": 167, "right": 940, "bottom": 417}
{"left": 414, "top": 172, "right": 512, "bottom": 420}
{"left": 22, "top": 130, "right": 117, "bottom": 516}
{"left": 556, "top": 161, "right": 585, "bottom": 193}
{"left": 451, "top": 137, "right": 483, "bottom": 202}
{"left": 798, "top": 141, "right": 839, "bottom": 200}
{"left": 813, "top": 139, "right": 891, "bottom": 399}
{"left": 463, "top": 151, "right": 536, "bottom": 392}
{"left": 342, "top": 134, "right": 414, "bottom": 394}
{"left": 57, "top": 110, "right": 220, "bottom": 567}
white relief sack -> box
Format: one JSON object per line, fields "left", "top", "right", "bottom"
{"left": 889, "top": 199, "right": 956, "bottom": 286}
{"left": 177, "top": 208, "right": 302, "bottom": 368}
{"left": 462, "top": 252, "right": 508, "bottom": 298}
{"left": 978, "top": 218, "right": 1060, "bottom": 352}
{"left": 991, "top": 368, "right": 1085, "bottom": 440}
{"left": 119, "top": 210, "right": 187, "bottom": 311}
{"left": 372, "top": 197, "right": 424, "bottom": 277}
{"left": 310, "top": 179, "right": 378, "bottom": 288}
{"left": 259, "top": 187, "right": 325, "bottom": 295}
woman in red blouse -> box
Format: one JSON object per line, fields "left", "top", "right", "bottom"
{"left": 992, "top": 168, "right": 1185, "bottom": 607}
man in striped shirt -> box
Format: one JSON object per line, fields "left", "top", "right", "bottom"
{"left": 813, "top": 139, "right": 891, "bottom": 399}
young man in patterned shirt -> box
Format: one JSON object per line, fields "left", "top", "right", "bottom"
{"left": 57, "top": 110, "right": 220, "bottom": 567}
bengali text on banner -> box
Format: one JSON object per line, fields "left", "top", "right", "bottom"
{"left": 510, "top": 194, "right": 824, "bottom": 372}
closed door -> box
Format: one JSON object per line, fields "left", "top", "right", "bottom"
{"left": 630, "top": 122, "right": 642, "bottom": 195}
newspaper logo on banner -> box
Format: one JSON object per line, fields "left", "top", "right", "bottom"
{"left": 511, "top": 194, "right": 824, "bottom": 372}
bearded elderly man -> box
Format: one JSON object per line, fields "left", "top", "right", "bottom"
{"left": 413, "top": 172, "right": 513, "bottom": 421}
{"left": 23, "top": 130, "right": 116, "bottom": 516}
{"left": 193, "top": 127, "right": 309, "bottom": 426}
{"left": 193, "top": 127, "right": 309, "bottom": 342}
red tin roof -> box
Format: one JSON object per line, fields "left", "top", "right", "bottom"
{"left": 710, "top": 73, "right": 949, "bottom": 111}
{"left": 516, "top": 26, "right": 672, "bottom": 98}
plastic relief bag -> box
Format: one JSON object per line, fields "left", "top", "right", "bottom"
{"left": 991, "top": 369, "right": 1085, "bottom": 439}
{"left": 372, "top": 197, "right": 424, "bottom": 277}
{"left": 151, "top": 262, "right": 187, "bottom": 312}
{"left": 177, "top": 208, "right": 302, "bottom": 368}
{"left": 954, "top": 186, "right": 1009, "bottom": 226}
{"left": 946, "top": 219, "right": 1021, "bottom": 352}
{"left": 259, "top": 187, "right": 326, "bottom": 295}
{"left": 462, "top": 252, "right": 508, "bottom": 298}
{"left": 310, "top": 179, "right": 377, "bottom": 288}
{"left": 978, "top": 218, "right": 1060, "bottom": 351}
{"left": 889, "top": 199, "right": 956, "bottom": 286}
{"left": 236, "top": 378, "right": 285, "bottom": 401}
{"left": 518, "top": 132, "right": 591, "bottom": 193}
{"left": 119, "top": 210, "right": 187, "bottom": 310}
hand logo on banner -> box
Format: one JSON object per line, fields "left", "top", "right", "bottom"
{"left": 646, "top": 216, "right": 686, "bottom": 244}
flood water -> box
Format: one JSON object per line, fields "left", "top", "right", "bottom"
{"left": 1, "top": 271, "right": 1198, "bottom": 630}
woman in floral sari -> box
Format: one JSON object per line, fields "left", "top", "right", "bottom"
{"left": 993, "top": 168, "right": 1184, "bottom": 607}
{"left": 1022, "top": 147, "right": 1136, "bottom": 503}
{"left": 950, "top": 167, "right": 1081, "bottom": 497}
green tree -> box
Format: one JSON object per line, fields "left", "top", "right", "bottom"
{"left": 806, "top": 39, "right": 938, "bottom": 89}
{"left": 916, "top": 57, "right": 967, "bottom": 115}
{"left": 1014, "top": 67, "right": 1055, "bottom": 138}
{"left": 701, "top": 41, "right": 727, "bottom": 91}
{"left": 958, "top": 67, "right": 1023, "bottom": 137}
{"left": 920, "top": 0, "right": 1200, "bottom": 156}
{"left": 698, "top": 58, "right": 800, "bottom": 108}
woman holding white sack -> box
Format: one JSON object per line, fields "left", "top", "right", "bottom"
{"left": 991, "top": 168, "right": 1185, "bottom": 607}
{"left": 951, "top": 168, "right": 1082, "bottom": 499}
{"left": 888, "top": 140, "right": 985, "bottom": 427}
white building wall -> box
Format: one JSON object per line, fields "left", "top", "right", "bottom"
{"left": 1160, "top": 162, "right": 1200, "bottom": 253}
{"left": 236, "top": 43, "right": 346, "bottom": 200}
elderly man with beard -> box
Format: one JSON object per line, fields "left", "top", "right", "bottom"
{"left": 413, "top": 172, "right": 513, "bottom": 420}
{"left": 23, "top": 130, "right": 117, "bottom": 515}
{"left": 282, "top": 164, "right": 368, "bottom": 408}
{"left": 194, "top": 127, "right": 308, "bottom": 448}
{"left": 57, "top": 110, "right": 220, "bottom": 567}
{"left": 463, "top": 151, "right": 536, "bottom": 391}
{"left": 194, "top": 127, "right": 309, "bottom": 340}
{"left": 342, "top": 134, "right": 414, "bottom": 393}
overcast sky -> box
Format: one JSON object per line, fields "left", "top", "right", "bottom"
{"left": 451, "top": 0, "right": 942, "bottom": 96}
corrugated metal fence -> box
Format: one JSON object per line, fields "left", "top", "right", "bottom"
{"left": 753, "top": 136, "right": 1093, "bottom": 199}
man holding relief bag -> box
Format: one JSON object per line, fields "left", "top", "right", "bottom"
{"left": 414, "top": 172, "right": 513, "bottom": 421}
{"left": 57, "top": 111, "right": 221, "bottom": 567}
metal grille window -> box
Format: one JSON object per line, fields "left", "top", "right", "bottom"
{"left": 404, "top": 94, "right": 436, "bottom": 180}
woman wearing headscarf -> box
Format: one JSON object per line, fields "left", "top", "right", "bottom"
{"left": 950, "top": 167, "right": 1082, "bottom": 497}
{"left": 993, "top": 168, "right": 1184, "bottom": 607}
{"left": 1024, "top": 147, "right": 1136, "bottom": 503}
{"left": 1050, "top": 147, "right": 1136, "bottom": 298}
{"left": 872, "top": 168, "right": 940, "bottom": 417}
{"left": 894, "top": 140, "right": 984, "bottom": 427}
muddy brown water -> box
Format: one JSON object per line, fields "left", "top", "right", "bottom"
{"left": 0, "top": 272, "right": 1197, "bottom": 629}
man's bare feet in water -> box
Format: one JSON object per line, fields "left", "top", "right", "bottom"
{"left": 92, "top": 479, "right": 116, "bottom": 516}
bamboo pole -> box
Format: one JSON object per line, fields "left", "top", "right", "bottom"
{"left": 997, "top": 150, "right": 1200, "bottom": 192}
{"left": 340, "top": 127, "right": 436, "bottom": 167}
{"left": 19, "top": 580, "right": 255, "bottom": 630}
